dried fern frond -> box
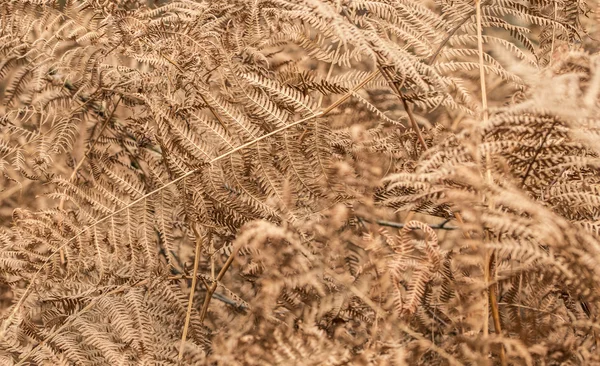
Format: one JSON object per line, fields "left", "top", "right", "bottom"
{"left": 1, "top": 0, "right": 599, "bottom": 364}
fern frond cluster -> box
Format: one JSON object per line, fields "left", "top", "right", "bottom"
{"left": 1, "top": 0, "right": 599, "bottom": 364}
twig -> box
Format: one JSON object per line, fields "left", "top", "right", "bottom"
{"left": 378, "top": 65, "right": 428, "bottom": 150}
{"left": 198, "top": 240, "right": 242, "bottom": 323}
{"left": 0, "top": 180, "right": 31, "bottom": 203}
{"left": 178, "top": 226, "right": 204, "bottom": 360}
{"left": 428, "top": 9, "right": 476, "bottom": 65}
{"left": 549, "top": 2, "right": 558, "bottom": 67}
{"left": 169, "top": 275, "right": 247, "bottom": 309}
{"left": 61, "top": 96, "right": 122, "bottom": 196}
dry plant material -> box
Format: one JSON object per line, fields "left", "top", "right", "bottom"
{"left": 1, "top": 0, "right": 599, "bottom": 365}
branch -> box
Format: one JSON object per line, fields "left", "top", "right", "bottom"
{"left": 168, "top": 274, "right": 248, "bottom": 310}
{"left": 196, "top": 238, "right": 243, "bottom": 325}
{"left": 428, "top": 10, "right": 476, "bottom": 65}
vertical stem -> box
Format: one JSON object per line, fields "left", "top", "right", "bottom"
{"left": 550, "top": 2, "right": 558, "bottom": 66}
{"left": 483, "top": 242, "right": 490, "bottom": 337}
{"left": 178, "top": 226, "right": 204, "bottom": 361}
{"left": 210, "top": 242, "right": 215, "bottom": 280}
{"left": 489, "top": 252, "right": 507, "bottom": 366}
{"left": 483, "top": 155, "right": 492, "bottom": 338}
{"left": 475, "top": 0, "right": 488, "bottom": 123}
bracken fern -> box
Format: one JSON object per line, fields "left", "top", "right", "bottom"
{"left": 1, "top": 0, "right": 599, "bottom": 365}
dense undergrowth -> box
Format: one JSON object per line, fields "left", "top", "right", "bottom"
{"left": 1, "top": 0, "right": 600, "bottom": 364}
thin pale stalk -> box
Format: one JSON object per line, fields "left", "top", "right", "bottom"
{"left": 484, "top": 245, "right": 490, "bottom": 337}
{"left": 475, "top": 0, "right": 489, "bottom": 122}
{"left": 178, "top": 227, "right": 204, "bottom": 360}
{"left": 488, "top": 252, "right": 507, "bottom": 366}
{"left": 550, "top": 2, "right": 557, "bottom": 66}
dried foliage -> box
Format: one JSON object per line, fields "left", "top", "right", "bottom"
{"left": 1, "top": 0, "right": 600, "bottom": 364}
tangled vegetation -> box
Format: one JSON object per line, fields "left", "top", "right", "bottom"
{"left": 1, "top": 0, "right": 600, "bottom": 364}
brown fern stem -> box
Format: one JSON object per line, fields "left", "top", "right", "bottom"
{"left": 178, "top": 226, "right": 205, "bottom": 360}
{"left": 197, "top": 90, "right": 229, "bottom": 131}
{"left": 475, "top": 0, "right": 489, "bottom": 122}
{"left": 378, "top": 66, "right": 427, "bottom": 149}
{"left": 60, "top": 95, "right": 122, "bottom": 199}
{"left": 198, "top": 241, "right": 242, "bottom": 323}
{"left": 488, "top": 252, "right": 507, "bottom": 366}
{"left": 428, "top": 9, "right": 476, "bottom": 65}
